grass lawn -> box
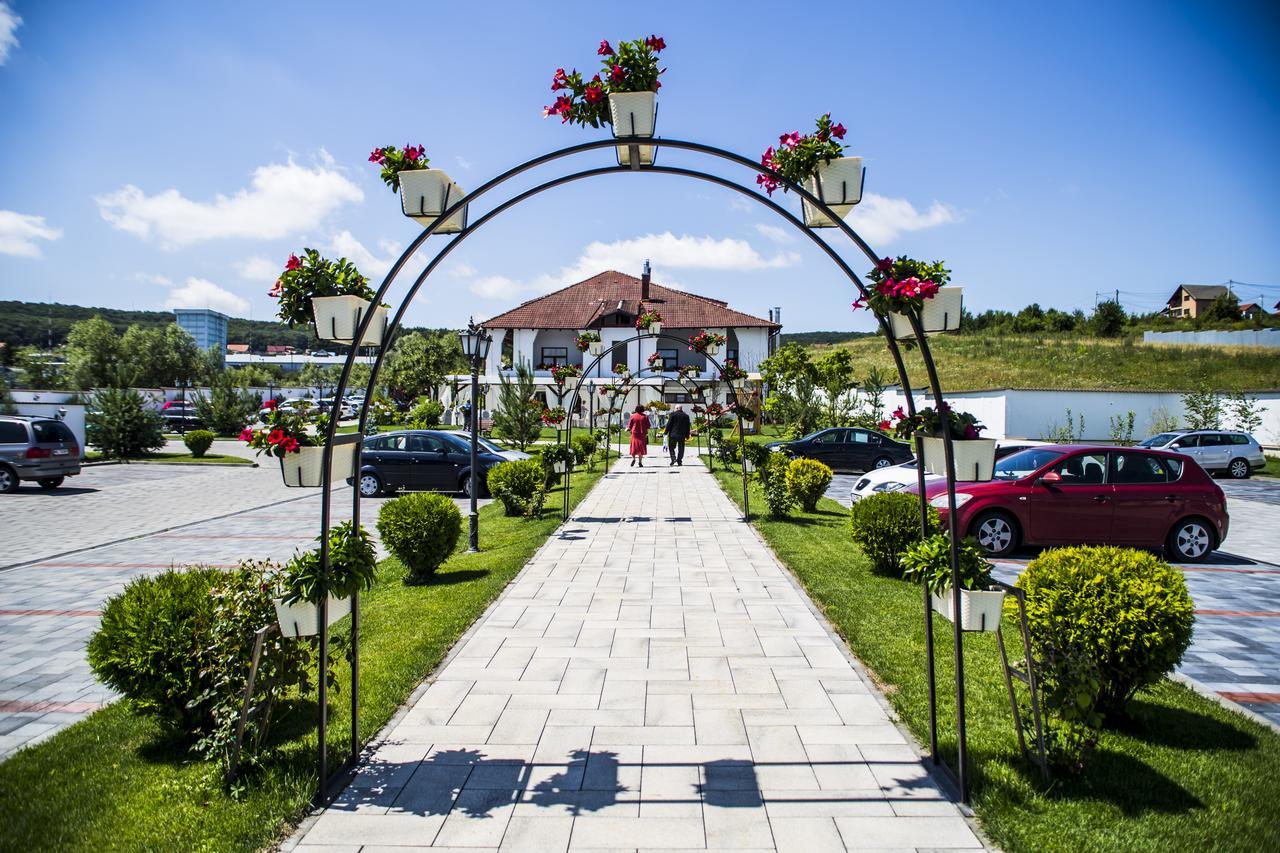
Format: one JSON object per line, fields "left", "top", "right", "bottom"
{"left": 808, "top": 333, "right": 1280, "bottom": 391}
{"left": 86, "top": 451, "right": 254, "bottom": 465}
{"left": 705, "top": 463, "right": 1280, "bottom": 852}
{"left": 1257, "top": 455, "right": 1280, "bottom": 478}
{"left": 0, "top": 468, "right": 605, "bottom": 851}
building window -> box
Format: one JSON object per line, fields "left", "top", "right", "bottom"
{"left": 655, "top": 348, "right": 677, "bottom": 370}
{"left": 726, "top": 349, "right": 738, "bottom": 364}
{"left": 540, "top": 347, "right": 568, "bottom": 367}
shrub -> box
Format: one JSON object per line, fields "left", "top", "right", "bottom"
{"left": 280, "top": 521, "right": 378, "bottom": 604}
{"left": 786, "top": 458, "right": 833, "bottom": 511}
{"left": 539, "top": 442, "right": 575, "bottom": 483}
{"left": 487, "top": 459, "right": 545, "bottom": 517}
{"left": 848, "top": 491, "right": 939, "bottom": 576}
{"left": 195, "top": 370, "right": 260, "bottom": 436}
{"left": 87, "top": 567, "right": 223, "bottom": 738}
{"left": 715, "top": 433, "right": 740, "bottom": 464}
{"left": 406, "top": 397, "right": 444, "bottom": 429}
{"left": 757, "top": 452, "right": 794, "bottom": 517}
{"left": 183, "top": 429, "right": 215, "bottom": 458}
{"left": 377, "top": 492, "right": 462, "bottom": 581}
{"left": 899, "top": 534, "right": 992, "bottom": 593}
{"left": 571, "top": 433, "right": 598, "bottom": 468}
{"left": 86, "top": 386, "right": 166, "bottom": 458}
{"left": 1017, "top": 546, "right": 1194, "bottom": 719}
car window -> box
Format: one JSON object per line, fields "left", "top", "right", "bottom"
{"left": 441, "top": 434, "right": 472, "bottom": 453}
{"left": 1049, "top": 452, "right": 1107, "bottom": 485}
{"left": 813, "top": 430, "right": 842, "bottom": 444}
{"left": 1109, "top": 452, "right": 1170, "bottom": 484}
{"left": 849, "top": 431, "right": 873, "bottom": 444}
{"left": 32, "top": 421, "right": 75, "bottom": 443}
{"left": 0, "top": 422, "right": 28, "bottom": 443}
{"left": 1139, "top": 433, "right": 1179, "bottom": 448}
{"left": 1165, "top": 457, "right": 1184, "bottom": 478}
{"left": 1172, "top": 434, "right": 1198, "bottom": 448}
{"left": 1198, "top": 434, "right": 1226, "bottom": 447}
{"left": 993, "top": 448, "right": 1064, "bottom": 479}
{"left": 410, "top": 434, "right": 445, "bottom": 453}
{"left": 1230, "top": 434, "right": 1250, "bottom": 445}
{"left": 384, "top": 434, "right": 408, "bottom": 451}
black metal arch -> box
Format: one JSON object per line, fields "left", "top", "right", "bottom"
{"left": 312, "top": 136, "right": 973, "bottom": 804}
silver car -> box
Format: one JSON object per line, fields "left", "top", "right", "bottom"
{"left": 1138, "top": 430, "right": 1267, "bottom": 479}
{"left": 0, "top": 416, "right": 82, "bottom": 492}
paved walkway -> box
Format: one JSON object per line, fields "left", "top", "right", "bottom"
{"left": 292, "top": 458, "right": 982, "bottom": 852}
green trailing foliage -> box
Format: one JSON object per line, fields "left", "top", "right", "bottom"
{"left": 1017, "top": 546, "right": 1194, "bottom": 719}
{"left": 785, "top": 457, "right": 833, "bottom": 512}
{"left": 899, "top": 534, "right": 993, "bottom": 594}
{"left": 376, "top": 492, "right": 462, "bottom": 582}
{"left": 848, "top": 491, "right": 939, "bottom": 576}
{"left": 487, "top": 459, "right": 546, "bottom": 518}
{"left": 182, "top": 429, "right": 215, "bottom": 458}
{"left": 279, "top": 522, "right": 378, "bottom": 604}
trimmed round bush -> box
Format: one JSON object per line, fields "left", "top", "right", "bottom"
{"left": 377, "top": 492, "right": 462, "bottom": 581}
{"left": 488, "top": 459, "right": 545, "bottom": 517}
{"left": 571, "top": 433, "right": 598, "bottom": 466}
{"left": 848, "top": 491, "right": 939, "bottom": 576}
{"left": 786, "top": 458, "right": 833, "bottom": 512}
{"left": 87, "top": 567, "right": 223, "bottom": 737}
{"left": 183, "top": 429, "right": 215, "bottom": 458}
{"left": 1017, "top": 546, "right": 1194, "bottom": 718}
{"left": 406, "top": 397, "right": 444, "bottom": 429}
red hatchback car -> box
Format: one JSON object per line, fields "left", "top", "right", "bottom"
{"left": 920, "top": 445, "right": 1229, "bottom": 562}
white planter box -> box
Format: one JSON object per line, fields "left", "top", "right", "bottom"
{"left": 932, "top": 588, "right": 1005, "bottom": 633}
{"left": 311, "top": 296, "right": 388, "bottom": 346}
{"left": 743, "top": 458, "right": 756, "bottom": 473}
{"left": 279, "top": 439, "right": 360, "bottom": 488}
{"left": 609, "top": 92, "right": 657, "bottom": 166}
{"left": 732, "top": 378, "right": 747, "bottom": 390}
{"left": 888, "top": 287, "right": 963, "bottom": 339}
{"left": 801, "top": 156, "right": 865, "bottom": 228}
{"left": 705, "top": 343, "right": 721, "bottom": 357}
{"left": 588, "top": 340, "right": 605, "bottom": 357}
{"left": 552, "top": 461, "right": 567, "bottom": 474}
{"left": 398, "top": 169, "right": 468, "bottom": 233}
{"left": 921, "top": 436, "right": 996, "bottom": 482}
{"left": 273, "top": 595, "right": 352, "bottom": 639}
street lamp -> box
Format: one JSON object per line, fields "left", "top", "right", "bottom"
{"left": 459, "top": 321, "right": 492, "bottom": 552}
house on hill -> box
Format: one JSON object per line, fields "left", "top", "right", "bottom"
{"left": 1240, "top": 302, "right": 1267, "bottom": 320}
{"left": 446, "top": 267, "right": 781, "bottom": 414}
{"left": 1164, "top": 284, "right": 1229, "bottom": 319}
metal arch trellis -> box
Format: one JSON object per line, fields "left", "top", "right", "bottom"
{"left": 310, "top": 134, "right": 977, "bottom": 805}
{"left": 556, "top": 332, "right": 752, "bottom": 520}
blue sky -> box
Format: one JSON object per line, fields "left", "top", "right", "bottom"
{"left": 1, "top": 0, "right": 1278, "bottom": 333}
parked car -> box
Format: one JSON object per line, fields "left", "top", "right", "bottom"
{"left": 1138, "top": 430, "right": 1266, "bottom": 479}
{"left": 352, "top": 429, "right": 508, "bottom": 498}
{"left": 849, "top": 441, "right": 1045, "bottom": 502}
{"left": 160, "top": 400, "right": 203, "bottom": 431}
{"left": 0, "top": 416, "right": 82, "bottom": 492}
{"left": 765, "top": 427, "right": 913, "bottom": 473}
{"left": 455, "top": 432, "right": 532, "bottom": 462}
{"left": 259, "top": 398, "right": 314, "bottom": 421}
{"left": 918, "top": 445, "right": 1228, "bottom": 562}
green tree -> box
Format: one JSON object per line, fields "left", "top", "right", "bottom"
{"left": 1201, "top": 292, "right": 1242, "bottom": 324}
{"left": 381, "top": 331, "right": 462, "bottom": 404}
{"left": 1181, "top": 383, "right": 1222, "bottom": 430}
{"left": 1088, "top": 300, "right": 1126, "bottom": 338}
{"left": 64, "top": 316, "right": 123, "bottom": 390}
{"left": 195, "top": 370, "right": 261, "bottom": 436}
{"left": 0, "top": 372, "right": 16, "bottom": 414}
{"left": 814, "top": 349, "right": 857, "bottom": 428}
{"left": 1226, "top": 391, "right": 1262, "bottom": 434}
{"left": 760, "top": 343, "right": 821, "bottom": 437}
{"left": 296, "top": 362, "right": 337, "bottom": 398}
{"left": 12, "top": 346, "right": 65, "bottom": 389}
{"left": 86, "top": 380, "right": 166, "bottom": 458}
{"left": 119, "top": 323, "right": 204, "bottom": 388}
{"left": 493, "top": 363, "right": 542, "bottom": 449}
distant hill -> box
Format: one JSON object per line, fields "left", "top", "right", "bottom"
{"left": 0, "top": 301, "right": 444, "bottom": 352}
{"left": 780, "top": 330, "right": 878, "bottom": 347}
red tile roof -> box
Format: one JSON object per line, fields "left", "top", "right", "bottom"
{"left": 481, "top": 271, "right": 780, "bottom": 330}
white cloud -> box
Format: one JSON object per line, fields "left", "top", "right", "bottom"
{"left": 469, "top": 275, "right": 525, "bottom": 300}
{"left": 844, "top": 193, "right": 959, "bottom": 245}
{"left": 326, "top": 230, "right": 397, "bottom": 280}
{"left": 234, "top": 255, "right": 280, "bottom": 283}
{"left": 728, "top": 196, "right": 752, "bottom": 213}
{"left": 753, "top": 223, "right": 793, "bottom": 244}
{"left": 164, "top": 277, "right": 251, "bottom": 316}
{"left": 451, "top": 262, "right": 477, "bottom": 278}
{"left": 95, "top": 157, "right": 364, "bottom": 248}
{"left": 455, "top": 156, "right": 473, "bottom": 171}
{"left": 133, "top": 272, "right": 173, "bottom": 286}
{"left": 555, "top": 232, "right": 799, "bottom": 283}
{"left": 0, "top": 2, "right": 20, "bottom": 65}
{"left": 0, "top": 210, "right": 62, "bottom": 257}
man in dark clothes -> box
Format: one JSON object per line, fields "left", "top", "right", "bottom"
{"left": 664, "top": 405, "right": 691, "bottom": 466}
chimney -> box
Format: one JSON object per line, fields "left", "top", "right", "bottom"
{"left": 641, "top": 259, "right": 651, "bottom": 302}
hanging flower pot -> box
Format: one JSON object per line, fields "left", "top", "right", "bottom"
{"left": 920, "top": 437, "right": 997, "bottom": 482}
{"left": 279, "top": 440, "right": 361, "bottom": 488}
{"left": 706, "top": 343, "right": 721, "bottom": 357}
{"left": 801, "top": 156, "right": 865, "bottom": 228}
{"left": 589, "top": 340, "right": 605, "bottom": 357}
{"left": 311, "top": 295, "right": 388, "bottom": 346}
{"left": 273, "top": 594, "right": 352, "bottom": 639}
{"left": 931, "top": 589, "right": 1005, "bottom": 633}
{"left": 888, "top": 287, "right": 963, "bottom": 339}
{"left": 397, "top": 169, "right": 468, "bottom": 234}
{"left": 743, "top": 458, "right": 756, "bottom": 473}
{"left": 635, "top": 309, "right": 663, "bottom": 336}
{"left": 553, "top": 461, "right": 567, "bottom": 474}
{"left": 688, "top": 330, "right": 727, "bottom": 356}
{"left": 609, "top": 91, "right": 657, "bottom": 166}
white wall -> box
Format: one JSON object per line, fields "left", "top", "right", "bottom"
{"left": 735, "top": 328, "right": 770, "bottom": 372}
{"left": 1144, "top": 329, "right": 1280, "bottom": 348}
{"left": 10, "top": 402, "right": 87, "bottom": 453}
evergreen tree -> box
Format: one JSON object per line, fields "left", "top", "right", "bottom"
{"left": 492, "top": 363, "right": 542, "bottom": 449}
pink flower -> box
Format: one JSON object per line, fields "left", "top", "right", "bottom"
{"left": 876, "top": 257, "right": 893, "bottom": 272}
{"left": 598, "top": 39, "right": 614, "bottom": 56}
{"left": 269, "top": 279, "right": 282, "bottom": 298}
{"left": 646, "top": 35, "right": 666, "bottom": 51}
{"left": 963, "top": 424, "right": 979, "bottom": 439}
{"left": 404, "top": 144, "right": 425, "bottom": 161}
{"left": 831, "top": 122, "right": 847, "bottom": 139}
{"left": 892, "top": 406, "right": 906, "bottom": 420}
{"left": 851, "top": 295, "right": 867, "bottom": 310}
{"left": 551, "top": 67, "right": 568, "bottom": 91}
{"left": 239, "top": 428, "right": 253, "bottom": 442}
{"left": 779, "top": 131, "right": 801, "bottom": 148}
{"left": 281, "top": 437, "right": 299, "bottom": 453}
{"left": 368, "top": 147, "right": 386, "bottom": 164}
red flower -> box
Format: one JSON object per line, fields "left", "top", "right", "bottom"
{"left": 404, "top": 144, "right": 425, "bottom": 161}
{"left": 610, "top": 64, "right": 624, "bottom": 83}
{"left": 892, "top": 406, "right": 906, "bottom": 420}
{"left": 368, "top": 147, "right": 386, "bottom": 164}
{"left": 551, "top": 67, "right": 568, "bottom": 91}
{"left": 963, "top": 424, "right": 979, "bottom": 439}
{"left": 267, "top": 429, "right": 285, "bottom": 444}
{"left": 598, "top": 39, "right": 614, "bottom": 56}
{"left": 281, "top": 437, "right": 299, "bottom": 453}
{"left": 831, "top": 122, "right": 847, "bottom": 139}
{"left": 239, "top": 428, "right": 253, "bottom": 442}
{"left": 779, "top": 131, "right": 801, "bottom": 148}
{"left": 877, "top": 257, "right": 893, "bottom": 272}
{"left": 878, "top": 420, "right": 892, "bottom": 432}
{"left": 584, "top": 83, "right": 604, "bottom": 104}
{"left": 646, "top": 35, "right": 665, "bottom": 51}
{"left": 285, "top": 253, "right": 302, "bottom": 271}
{"left": 851, "top": 295, "right": 867, "bottom": 311}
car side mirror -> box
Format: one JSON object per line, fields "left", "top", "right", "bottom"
{"left": 1169, "top": 442, "right": 1182, "bottom": 449}
{"left": 1036, "top": 471, "right": 1062, "bottom": 487}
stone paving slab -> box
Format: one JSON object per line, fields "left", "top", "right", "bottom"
{"left": 291, "top": 458, "right": 983, "bottom": 851}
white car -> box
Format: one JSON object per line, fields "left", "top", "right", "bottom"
{"left": 457, "top": 432, "right": 532, "bottom": 462}
{"left": 849, "top": 441, "right": 1047, "bottom": 502}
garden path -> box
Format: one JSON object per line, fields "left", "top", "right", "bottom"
{"left": 291, "top": 457, "right": 984, "bottom": 852}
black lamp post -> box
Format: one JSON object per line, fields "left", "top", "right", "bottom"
{"left": 459, "top": 321, "right": 492, "bottom": 552}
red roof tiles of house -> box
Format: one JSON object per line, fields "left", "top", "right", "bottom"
{"left": 480, "top": 271, "right": 779, "bottom": 330}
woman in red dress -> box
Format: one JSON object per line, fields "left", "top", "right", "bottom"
{"left": 627, "top": 405, "right": 652, "bottom": 467}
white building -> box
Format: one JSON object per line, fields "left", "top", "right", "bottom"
{"left": 444, "top": 268, "right": 780, "bottom": 417}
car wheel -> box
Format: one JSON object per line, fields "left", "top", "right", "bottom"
{"left": 971, "top": 511, "right": 1019, "bottom": 558}
{"left": 1167, "top": 518, "right": 1215, "bottom": 563}
{"left": 358, "top": 473, "right": 383, "bottom": 498}
{"left": 872, "top": 456, "right": 892, "bottom": 470}
{"left": 461, "top": 474, "right": 486, "bottom": 498}
{"left": 1227, "top": 458, "right": 1250, "bottom": 479}
{"left": 38, "top": 477, "right": 64, "bottom": 489}
{"left": 0, "top": 466, "right": 17, "bottom": 493}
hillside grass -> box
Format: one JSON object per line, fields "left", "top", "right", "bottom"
{"left": 806, "top": 333, "right": 1280, "bottom": 391}
{"left": 707, "top": 463, "right": 1280, "bottom": 852}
